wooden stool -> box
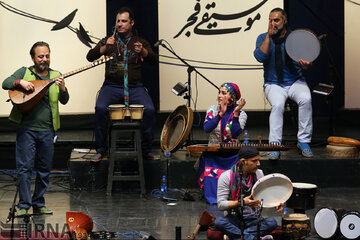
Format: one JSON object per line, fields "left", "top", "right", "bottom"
{"left": 107, "top": 119, "right": 145, "bottom": 196}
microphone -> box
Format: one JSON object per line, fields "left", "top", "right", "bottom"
{"left": 154, "top": 39, "right": 164, "bottom": 47}
{"left": 318, "top": 34, "right": 327, "bottom": 40}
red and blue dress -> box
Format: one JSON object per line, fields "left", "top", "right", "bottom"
{"left": 204, "top": 104, "right": 247, "bottom": 144}
{"left": 199, "top": 104, "right": 248, "bottom": 204}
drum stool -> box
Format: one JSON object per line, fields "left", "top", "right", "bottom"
{"left": 107, "top": 119, "right": 145, "bottom": 196}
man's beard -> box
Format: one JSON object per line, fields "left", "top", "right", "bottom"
{"left": 36, "top": 62, "right": 49, "bottom": 72}
{"left": 273, "top": 22, "right": 285, "bottom": 36}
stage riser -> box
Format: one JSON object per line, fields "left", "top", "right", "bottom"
{"left": 261, "top": 159, "right": 360, "bottom": 188}
{"left": 0, "top": 145, "right": 73, "bottom": 169}
{"left": 68, "top": 159, "right": 199, "bottom": 191}
{"left": 67, "top": 157, "right": 360, "bottom": 192}
{"left": 1, "top": 145, "right": 359, "bottom": 190}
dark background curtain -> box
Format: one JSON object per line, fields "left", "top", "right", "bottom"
{"left": 285, "top": 0, "right": 344, "bottom": 116}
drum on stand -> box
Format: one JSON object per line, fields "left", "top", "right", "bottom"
{"left": 108, "top": 104, "right": 145, "bottom": 120}
{"left": 128, "top": 104, "right": 145, "bottom": 120}
{"left": 314, "top": 207, "right": 346, "bottom": 239}
{"left": 286, "top": 183, "right": 318, "bottom": 213}
{"left": 108, "top": 104, "right": 126, "bottom": 120}
{"left": 340, "top": 211, "right": 360, "bottom": 239}
{"left": 252, "top": 173, "right": 293, "bottom": 208}
{"left": 282, "top": 213, "right": 311, "bottom": 240}
{"left": 285, "top": 28, "right": 321, "bottom": 62}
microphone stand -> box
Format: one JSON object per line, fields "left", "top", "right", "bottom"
{"left": 256, "top": 199, "right": 264, "bottom": 240}
{"left": 3, "top": 171, "right": 36, "bottom": 240}
{"left": 1, "top": 170, "right": 19, "bottom": 240}
{"left": 7, "top": 182, "right": 18, "bottom": 240}
{"left": 158, "top": 42, "right": 219, "bottom": 146}
{"left": 158, "top": 42, "right": 219, "bottom": 109}
{"left": 165, "top": 150, "right": 170, "bottom": 191}
{"left": 238, "top": 172, "right": 245, "bottom": 240}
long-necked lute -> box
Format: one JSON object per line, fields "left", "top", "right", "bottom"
{"left": 8, "top": 56, "right": 113, "bottom": 112}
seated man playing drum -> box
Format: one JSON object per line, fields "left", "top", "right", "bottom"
{"left": 86, "top": 7, "right": 158, "bottom": 161}
{"left": 253, "top": 8, "right": 313, "bottom": 160}
{"left": 215, "top": 146, "right": 283, "bottom": 240}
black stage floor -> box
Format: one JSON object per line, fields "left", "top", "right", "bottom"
{"left": 0, "top": 178, "right": 359, "bottom": 239}
{"left": 0, "top": 111, "right": 359, "bottom": 239}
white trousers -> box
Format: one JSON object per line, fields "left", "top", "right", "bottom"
{"left": 264, "top": 79, "right": 313, "bottom": 144}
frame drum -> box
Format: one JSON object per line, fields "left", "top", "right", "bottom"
{"left": 285, "top": 29, "right": 320, "bottom": 62}
{"left": 129, "top": 104, "right": 145, "bottom": 120}
{"left": 252, "top": 173, "right": 293, "bottom": 208}
{"left": 160, "top": 105, "right": 193, "bottom": 153}
{"left": 286, "top": 183, "right": 318, "bottom": 211}
{"left": 340, "top": 211, "right": 360, "bottom": 239}
{"left": 108, "top": 104, "right": 126, "bottom": 120}
{"left": 282, "top": 213, "right": 311, "bottom": 240}
{"left": 326, "top": 144, "right": 359, "bottom": 158}
{"left": 314, "top": 207, "right": 346, "bottom": 239}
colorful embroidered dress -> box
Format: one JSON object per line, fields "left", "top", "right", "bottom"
{"left": 204, "top": 105, "right": 247, "bottom": 144}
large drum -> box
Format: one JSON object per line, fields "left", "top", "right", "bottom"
{"left": 252, "top": 173, "right": 293, "bottom": 208}
{"left": 326, "top": 145, "right": 359, "bottom": 158}
{"left": 286, "top": 183, "right": 318, "bottom": 212}
{"left": 282, "top": 213, "right": 311, "bottom": 240}
{"left": 314, "top": 207, "right": 347, "bottom": 239}
{"left": 327, "top": 136, "right": 360, "bottom": 158}
{"left": 285, "top": 28, "right": 321, "bottom": 62}
{"left": 340, "top": 211, "right": 360, "bottom": 239}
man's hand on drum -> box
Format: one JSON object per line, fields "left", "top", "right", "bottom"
{"left": 299, "top": 59, "right": 312, "bottom": 70}
{"left": 243, "top": 194, "right": 260, "bottom": 208}
{"left": 275, "top": 202, "right": 285, "bottom": 213}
